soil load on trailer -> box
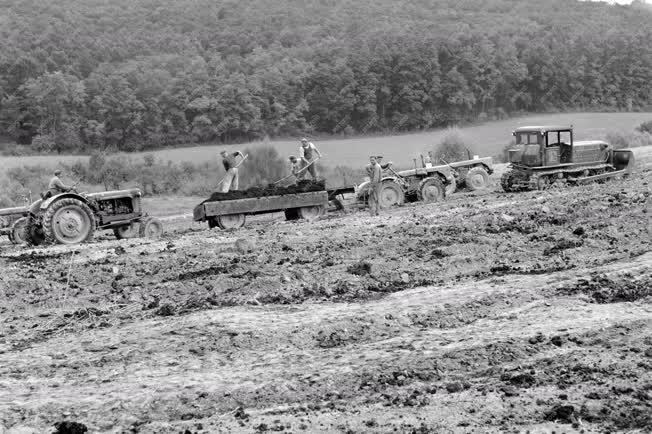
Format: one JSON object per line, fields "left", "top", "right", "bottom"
{"left": 200, "top": 180, "right": 326, "bottom": 204}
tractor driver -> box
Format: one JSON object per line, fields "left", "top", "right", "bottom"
{"left": 47, "top": 169, "right": 73, "bottom": 198}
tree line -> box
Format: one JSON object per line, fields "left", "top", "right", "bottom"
{"left": 0, "top": 0, "right": 650, "bottom": 154}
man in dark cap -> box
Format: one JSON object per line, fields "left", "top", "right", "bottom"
{"left": 47, "top": 169, "right": 73, "bottom": 197}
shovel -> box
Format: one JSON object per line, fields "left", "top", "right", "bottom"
{"left": 273, "top": 156, "right": 321, "bottom": 185}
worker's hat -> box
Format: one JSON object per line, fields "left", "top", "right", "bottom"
{"left": 289, "top": 155, "right": 297, "bottom": 161}
{"left": 300, "top": 137, "right": 308, "bottom": 142}
{"left": 54, "top": 169, "right": 62, "bottom": 176}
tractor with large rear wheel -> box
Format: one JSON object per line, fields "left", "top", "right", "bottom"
{"left": 502, "top": 125, "right": 636, "bottom": 192}
{"left": 24, "top": 188, "right": 163, "bottom": 246}
{"left": 356, "top": 154, "right": 494, "bottom": 210}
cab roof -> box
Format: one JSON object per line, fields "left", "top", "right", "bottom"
{"left": 514, "top": 125, "right": 573, "bottom": 133}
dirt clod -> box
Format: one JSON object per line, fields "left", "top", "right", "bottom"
{"left": 545, "top": 404, "right": 576, "bottom": 423}
{"left": 52, "top": 421, "right": 88, "bottom": 434}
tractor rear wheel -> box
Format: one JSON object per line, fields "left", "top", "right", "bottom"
{"left": 217, "top": 213, "right": 246, "bottom": 230}
{"left": 113, "top": 222, "right": 139, "bottom": 239}
{"left": 43, "top": 198, "right": 95, "bottom": 245}
{"left": 139, "top": 217, "right": 164, "bottom": 238}
{"left": 417, "top": 177, "right": 445, "bottom": 203}
{"left": 465, "top": 167, "right": 490, "bottom": 191}
{"left": 377, "top": 180, "right": 405, "bottom": 209}
{"left": 10, "top": 217, "right": 28, "bottom": 244}
{"left": 299, "top": 205, "right": 325, "bottom": 221}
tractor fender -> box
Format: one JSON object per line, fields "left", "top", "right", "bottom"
{"left": 40, "top": 193, "right": 90, "bottom": 211}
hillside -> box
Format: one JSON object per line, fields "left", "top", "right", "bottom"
{"left": 1, "top": 160, "right": 650, "bottom": 433}
{"left": 0, "top": 0, "right": 650, "bottom": 153}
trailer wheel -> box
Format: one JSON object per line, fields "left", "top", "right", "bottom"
{"left": 377, "top": 180, "right": 405, "bottom": 209}
{"left": 417, "top": 177, "right": 445, "bottom": 203}
{"left": 217, "top": 213, "right": 246, "bottom": 230}
{"left": 299, "top": 205, "right": 325, "bottom": 221}
{"left": 113, "top": 222, "right": 139, "bottom": 239}
{"left": 208, "top": 217, "right": 219, "bottom": 229}
{"left": 284, "top": 208, "right": 300, "bottom": 221}
{"left": 10, "top": 217, "right": 28, "bottom": 244}
{"left": 139, "top": 217, "right": 164, "bottom": 238}
{"left": 465, "top": 167, "right": 490, "bottom": 191}
{"left": 43, "top": 198, "right": 96, "bottom": 245}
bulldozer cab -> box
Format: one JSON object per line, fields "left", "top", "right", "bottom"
{"left": 511, "top": 126, "right": 573, "bottom": 167}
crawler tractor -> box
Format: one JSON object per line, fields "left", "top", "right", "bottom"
{"left": 25, "top": 188, "right": 163, "bottom": 245}
{"left": 502, "top": 125, "right": 635, "bottom": 191}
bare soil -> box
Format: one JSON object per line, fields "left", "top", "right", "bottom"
{"left": 0, "top": 166, "right": 651, "bottom": 433}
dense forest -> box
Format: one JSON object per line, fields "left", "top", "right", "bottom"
{"left": 0, "top": 0, "right": 651, "bottom": 153}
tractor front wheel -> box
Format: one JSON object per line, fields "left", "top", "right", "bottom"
{"left": 465, "top": 167, "right": 490, "bottom": 191}
{"left": 139, "top": 217, "right": 164, "bottom": 238}
{"left": 417, "top": 177, "right": 445, "bottom": 203}
{"left": 43, "top": 198, "right": 96, "bottom": 245}
{"left": 376, "top": 180, "right": 405, "bottom": 209}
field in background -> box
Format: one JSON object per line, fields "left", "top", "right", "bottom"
{"left": 1, "top": 112, "right": 651, "bottom": 172}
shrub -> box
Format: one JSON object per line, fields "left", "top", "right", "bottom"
{"left": 241, "top": 146, "right": 286, "bottom": 187}
{"left": 604, "top": 130, "right": 652, "bottom": 149}
{"left": 431, "top": 127, "right": 472, "bottom": 163}
{"left": 636, "top": 120, "right": 652, "bottom": 134}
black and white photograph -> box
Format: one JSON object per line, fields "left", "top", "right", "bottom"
{"left": 0, "top": 0, "right": 651, "bottom": 432}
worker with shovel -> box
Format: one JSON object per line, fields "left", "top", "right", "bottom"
{"left": 288, "top": 155, "right": 303, "bottom": 180}
{"left": 299, "top": 138, "right": 322, "bottom": 180}
{"left": 219, "top": 150, "right": 246, "bottom": 192}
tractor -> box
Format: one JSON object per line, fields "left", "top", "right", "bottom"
{"left": 501, "top": 125, "right": 636, "bottom": 191}
{"left": 356, "top": 154, "right": 494, "bottom": 209}
{"left": 0, "top": 206, "right": 29, "bottom": 244}
{"left": 25, "top": 188, "right": 163, "bottom": 245}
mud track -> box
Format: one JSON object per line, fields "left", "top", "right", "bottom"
{"left": 0, "top": 167, "right": 651, "bottom": 433}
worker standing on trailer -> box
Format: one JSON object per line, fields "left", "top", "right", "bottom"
{"left": 288, "top": 155, "right": 303, "bottom": 180}
{"left": 47, "top": 169, "right": 73, "bottom": 197}
{"left": 220, "top": 150, "right": 245, "bottom": 192}
{"left": 299, "top": 138, "right": 321, "bottom": 180}
{"left": 366, "top": 155, "right": 383, "bottom": 216}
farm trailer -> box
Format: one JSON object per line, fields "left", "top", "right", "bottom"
{"left": 193, "top": 190, "right": 329, "bottom": 230}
